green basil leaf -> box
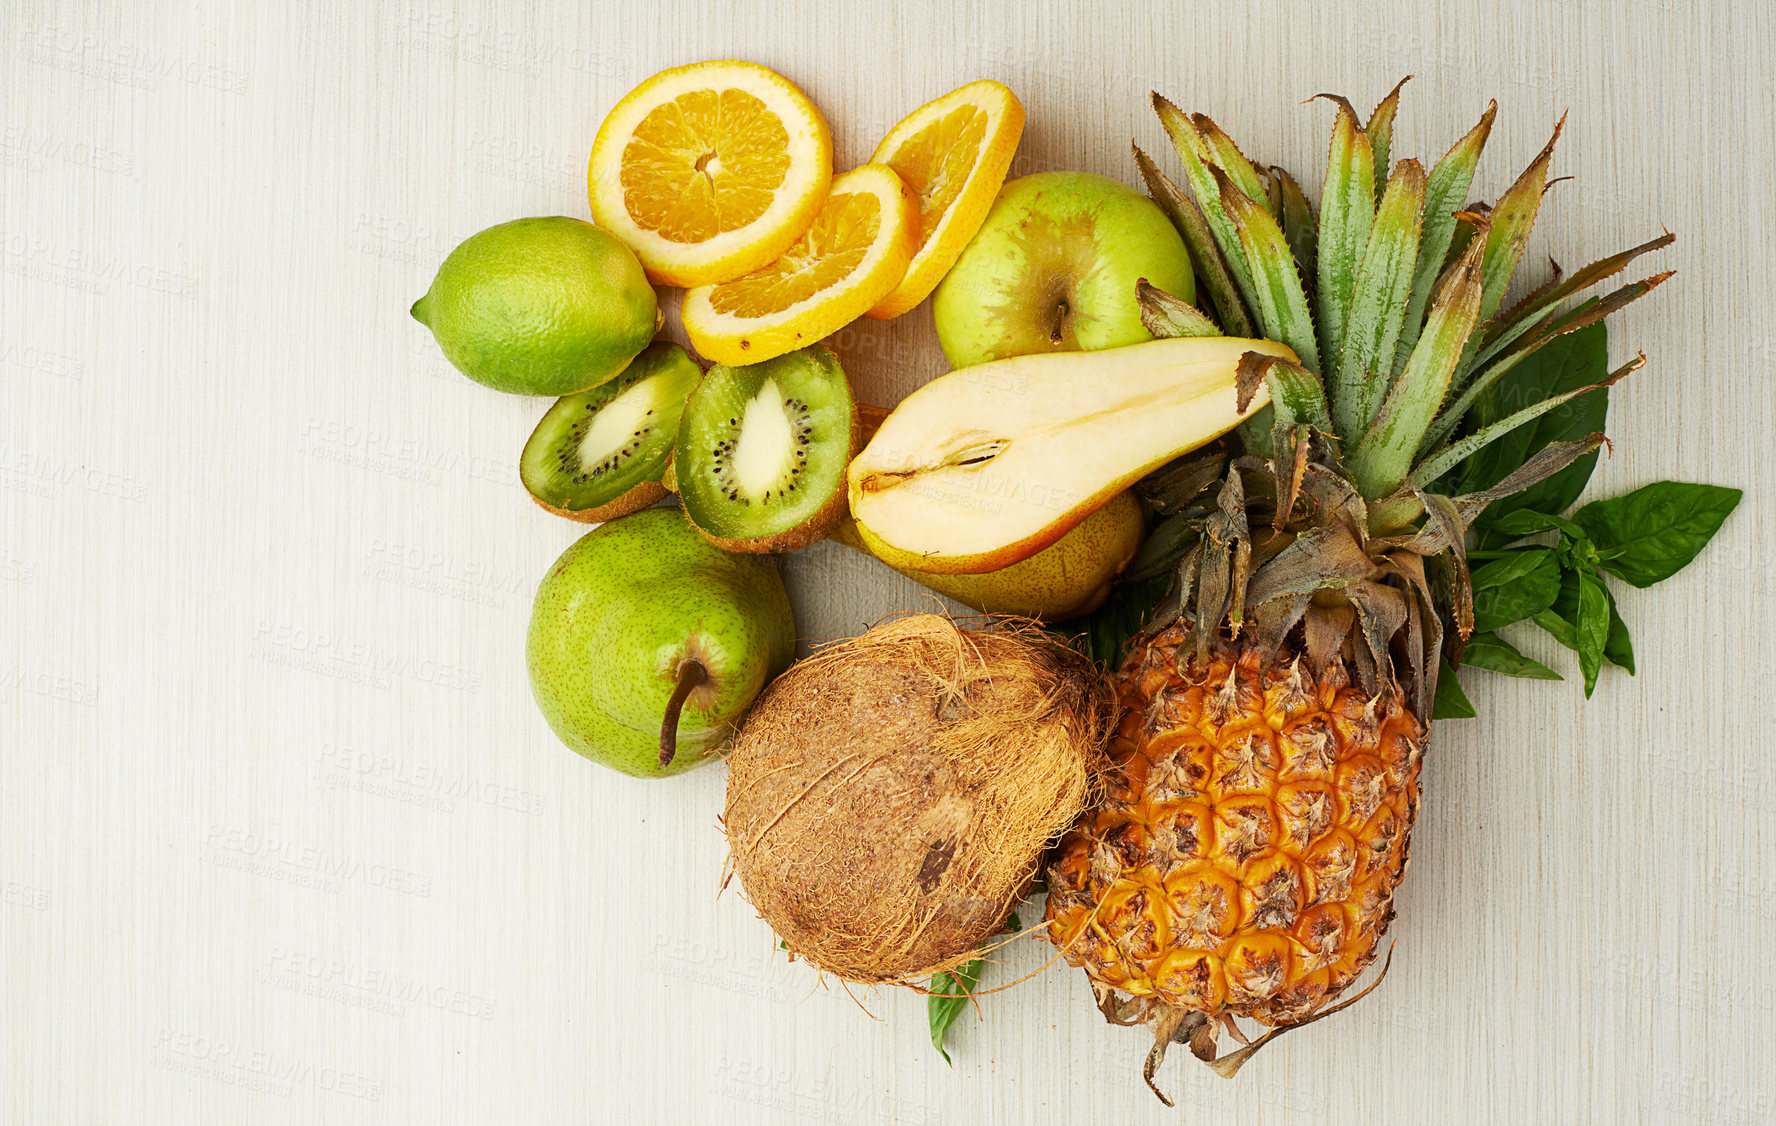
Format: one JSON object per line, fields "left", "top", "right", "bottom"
{"left": 1457, "top": 322, "right": 1610, "bottom": 545}
{"left": 928, "top": 959, "right": 983, "bottom": 1066}
{"left": 1602, "top": 584, "right": 1635, "bottom": 675}
{"left": 1533, "top": 569, "right": 1632, "bottom": 676}
{"left": 1486, "top": 508, "right": 1589, "bottom": 543}
{"left": 1461, "top": 632, "right": 1562, "bottom": 680}
{"left": 1572, "top": 481, "right": 1743, "bottom": 588}
{"left": 1470, "top": 549, "right": 1563, "bottom": 633}
{"left": 1532, "top": 605, "right": 1577, "bottom": 651}
{"left": 1470, "top": 548, "right": 1554, "bottom": 588}
{"left": 927, "top": 914, "right": 1019, "bottom": 1065}
{"left": 1554, "top": 529, "right": 1600, "bottom": 573}
{"left": 1432, "top": 659, "right": 1476, "bottom": 719}
{"left": 1575, "top": 570, "right": 1611, "bottom": 696}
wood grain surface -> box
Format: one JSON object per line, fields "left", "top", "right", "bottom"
{"left": 4, "top": 2, "right": 1771, "bottom": 1123}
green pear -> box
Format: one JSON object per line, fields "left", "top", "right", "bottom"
{"left": 526, "top": 507, "right": 796, "bottom": 777}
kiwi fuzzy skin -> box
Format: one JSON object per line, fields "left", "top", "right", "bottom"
{"left": 684, "top": 401, "right": 859, "bottom": 553}
{"left": 530, "top": 480, "right": 668, "bottom": 524}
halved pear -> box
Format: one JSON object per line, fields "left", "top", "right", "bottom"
{"left": 847, "top": 336, "right": 1289, "bottom": 574}
{"left": 832, "top": 489, "right": 1145, "bottom": 620}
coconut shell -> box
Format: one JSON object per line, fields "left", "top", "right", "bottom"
{"left": 723, "top": 614, "right": 1113, "bottom": 984}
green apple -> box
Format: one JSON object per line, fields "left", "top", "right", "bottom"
{"left": 932, "top": 171, "right": 1195, "bottom": 369}
{"left": 526, "top": 508, "right": 795, "bottom": 777}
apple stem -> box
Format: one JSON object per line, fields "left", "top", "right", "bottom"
{"left": 1050, "top": 300, "right": 1069, "bottom": 346}
{"left": 658, "top": 658, "right": 708, "bottom": 768}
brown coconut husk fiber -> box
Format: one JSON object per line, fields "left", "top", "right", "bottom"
{"left": 723, "top": 614, "right": 1114, "bottom": 985}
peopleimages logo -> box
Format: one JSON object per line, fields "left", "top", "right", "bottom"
{"left": 0, "top": 335, "right": 86, "bottom": 381}
{"left": 0, "top": 665, "right": 99, "bottom": 707}
{"left": 249, "top": 619, "right": 483, "bottom": 694}
{"left": 465, "top": 131, "right": 585, "bottom": 191}
{"left": 714, "top": 1055, "right": 945, "bottom": 1126}
{"left": 361, "top": 538, "right": 531, "bottom": 611}
{"left": 299, "top": 416, "right": 520, "bottom": 490}
{"left": 394, "top": 9, "right": 627, "bottom": 80}
{"left": 0, "top": 125, "right": 136, "bottom": 179}
{"left": 0, "top": 442, "right": 150, "bottom": 503}
{"left": 14, "top": 22, "right": 251, "bottom": 95}
{"left": 149, "top": 1027, "right": 383, "bottom": 1101}
{"left": 200, "top": 825, "right": 433, "bottom": 898}
{"left": 645, "top": 932, "right": 802, "bottom": 1002}
{"left": 263, "top": 945, "right": 498, "bottom": 1020}
{"left": 313, "top": 742, "right": 547, "bottom": 817}
{"left": 0, "top": 230, "right": 199, "bottom": 299}
{"left": 1, "top": 877, "right": 51, "bottom": 911}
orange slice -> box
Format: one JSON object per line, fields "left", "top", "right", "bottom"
{"left": 589, "top": 60, "right": 833, "bottom": 288}
{"left": 863, "top": 79, "right": 1025, "bottom": 319}
{"left": 681, "top": 164, "right": 918, "bottom": 366}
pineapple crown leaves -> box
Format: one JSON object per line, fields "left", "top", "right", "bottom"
{"left": 1125, "top": 82, "right": 1679, "bottom": 711}
{"left": 1140, "top": 85, "right": 1672, "bottom": 509}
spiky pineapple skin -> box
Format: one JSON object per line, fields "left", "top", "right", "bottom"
{"left": 1046, "top": 622, "right": 1425, "bottom": 1027}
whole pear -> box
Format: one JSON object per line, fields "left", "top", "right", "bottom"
{"left": 527, "top": 507, "right": 796, "bottom": 777}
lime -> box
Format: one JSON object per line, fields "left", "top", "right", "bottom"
{"left": 411, "top": 216, "right": 659, "bottom": 396}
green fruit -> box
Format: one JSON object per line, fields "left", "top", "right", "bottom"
{"left": 412, "top": 216, "right": 659, "bottom": 396}
{"left": 526, "top": 507, "right": 795, "bottom": 777}
{"left": 673, "top": 346, "right": 859, "bottom": 553}
{"left": 932, "top": 171, "right": 1194, "bottom": 369}
{"left": 520, "top": 341, "right": 704, "bottom": 522}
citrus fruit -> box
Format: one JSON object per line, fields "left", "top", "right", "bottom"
{"left": 864, "top": 79, "right": 1025, "bottom": 320}
{"left": 679, "top": 164, "right": 918, "bottom": 366}
{"left": 589, "top": 60, "right": 833, "bottom": 288}
{"left": 411, "top": 216, "right": 658, "bottom": 396}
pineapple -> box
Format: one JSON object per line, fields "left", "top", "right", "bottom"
{"left": 1049, "top": 636, "right": 1423, "bottom": 1063}
{"left": 1044, "top": 83, "right": 1675, "bottom": 1101}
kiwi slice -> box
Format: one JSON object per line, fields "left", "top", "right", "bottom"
{"left": 675, "top": 346, "right": 859, "bottom": 552}
{"left": 520, "top": 341, "right": 702, "bottom": 522}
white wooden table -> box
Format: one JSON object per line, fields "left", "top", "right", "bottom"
{"left": 5, "top": 3, "right": 1770, "bottom": 1123}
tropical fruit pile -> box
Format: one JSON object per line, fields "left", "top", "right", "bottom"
{"left": 412, "top": 60, "right": 1740, "bottom": 1100}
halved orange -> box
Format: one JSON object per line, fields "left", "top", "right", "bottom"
{"left": 681, "top": 164, "right": 919, "bottom": 366}
{"left": 864, "top": 79, "right": 1025, "bottom": 319}
{"left": 589, "top": 60, "right": 832, "bottom": 288}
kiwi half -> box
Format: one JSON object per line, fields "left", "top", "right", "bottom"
{"left": 675, "top": 346, "right": 859, "bottom": 552}
{"left": 520, "top": 341, "right": 703, "bottom": 522}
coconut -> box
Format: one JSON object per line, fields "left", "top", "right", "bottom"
{"left": 723, "top": 614, "right": 1113, "bottom": 984}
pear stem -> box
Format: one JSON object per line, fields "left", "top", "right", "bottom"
{"left": 658, "top": 658, "right": 708, "bottom": 768}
